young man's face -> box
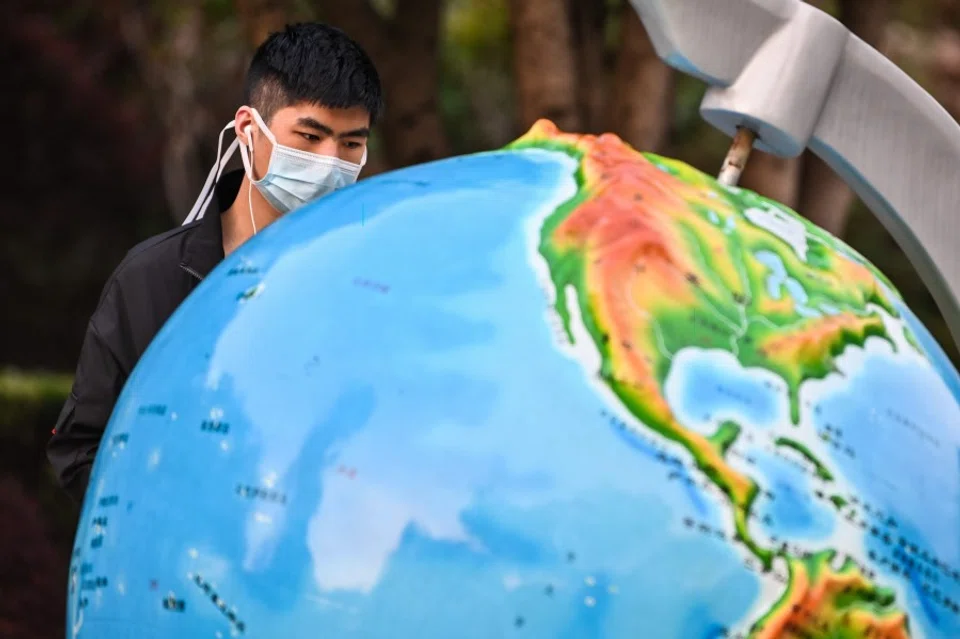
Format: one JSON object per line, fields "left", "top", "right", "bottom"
{"left": 238, "top": 102, "right": 371, "bottom": 179}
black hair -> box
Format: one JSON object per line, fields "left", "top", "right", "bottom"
{"left": 243, "top": 23, "right": 384, "bottom": 126}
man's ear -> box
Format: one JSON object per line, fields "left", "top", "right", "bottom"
{"left": 234, "top": 106, "right": 255, "bottom": 146}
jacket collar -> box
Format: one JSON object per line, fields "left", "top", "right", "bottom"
{"left": 180, "top": 169, "right": 244, "bottom": 279}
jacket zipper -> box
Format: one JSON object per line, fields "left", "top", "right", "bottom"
{"left": 179, "top": 263, "right": 203, "bottom": 281}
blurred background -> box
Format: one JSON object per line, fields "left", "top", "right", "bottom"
{"left": 2, "top": 0, "right": 959, "bottom": 636}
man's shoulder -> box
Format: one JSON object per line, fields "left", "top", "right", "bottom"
{"left": 125, "top": 219, "right": 201, "bottom": 267}
{"left": 103, "top": 220, "right": 203, "bottom": 295}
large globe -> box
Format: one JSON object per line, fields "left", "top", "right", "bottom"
{"left": 69, "top": 121, "right": 960, "bottom": 638}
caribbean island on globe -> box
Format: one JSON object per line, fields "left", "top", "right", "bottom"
{"left": 68, "top": 120, "right": 960, "bottom": 639}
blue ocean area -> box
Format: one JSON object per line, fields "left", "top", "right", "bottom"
{"left": 811, "top": 334, "right": 960, "bottom": 637}
{"left": 897, "top": 292, "right": 960, "bottom": 406}
{"left": 666, "top": 348, "right": 785, "bottom": 432}
{"left": 666, "top": 348, "right": 836, "bottom": 543}
{"left": 749, "top": 447, "right": 835, "bottom": 542}
{"left": 72, "top": 149, "right": 763, "bottom": 638}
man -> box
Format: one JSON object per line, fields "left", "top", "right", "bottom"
{"left": 47, "top": 23, "right": 384, "bottom": 503}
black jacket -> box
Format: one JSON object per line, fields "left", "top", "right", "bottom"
{"left": 47, "top": 170, "right": 243, "bottom": 503}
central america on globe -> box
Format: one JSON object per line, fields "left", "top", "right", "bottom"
{"left": 67, "top": 120, "right": 960, "bottom": 638}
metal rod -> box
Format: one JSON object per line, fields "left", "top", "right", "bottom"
{"left": 717, "top": 127, "right": 757, "bottom": 186}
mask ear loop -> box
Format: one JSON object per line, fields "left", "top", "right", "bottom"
{"left": 238, "top": 125, "right": 258, "bottom": 235}
{"left": 250, "top": 108, "right": 278, "bottom": 148}
{"left": 183, "top": 121, "right": 239, "bottom": 225}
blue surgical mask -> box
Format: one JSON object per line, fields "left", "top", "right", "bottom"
{"left": 182, "top": 108, "right": 367, "bottom": 230}
{"left": 239, "top": 108, "right": 366, "bottom": 219}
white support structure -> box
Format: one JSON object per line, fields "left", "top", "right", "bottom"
{"left": 629, "top": 0, "right": 960, "bottom": 350}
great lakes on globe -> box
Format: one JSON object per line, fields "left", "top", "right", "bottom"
{"left": 68, "top": 120, "right": 960, "bottom": 638}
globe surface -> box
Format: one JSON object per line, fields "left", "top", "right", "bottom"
{"left": 69, "top": 121, "right": 960, "bottom": 638}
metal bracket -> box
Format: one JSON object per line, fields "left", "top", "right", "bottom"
{"left": 630, "top": 0, "right": 960, "bottom": 349}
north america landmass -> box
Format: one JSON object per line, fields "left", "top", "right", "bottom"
{"left": 510, "top": 119, "right": 917, "bottom": 638}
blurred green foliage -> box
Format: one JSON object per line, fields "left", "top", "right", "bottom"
{"left": 0, "top": 368, "right": 72, "bottom": 408}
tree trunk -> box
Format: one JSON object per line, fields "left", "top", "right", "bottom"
{"left": 382, "top": 0, "right": 451, "bottom": 166}
{"left": 739, "top": 151, "right": 801, "bottom": 208}
{"left": 608, "top": 6, "right": 673, "bottom": 153}
{"left": 159, "top": 8, "right": 206, "bottom": 223}
{"left": 797, "top": 0, "right": 891, "bottom": 237}
{"left": 107, "top": 2, "right": 215, "bottom": 222}
{"left": 796, "top": 154, "right": 853, "bottom": 236}
{"left": 323, "top": 0, "right": 450, "bottom": 169}
{"left": 509, "top": 0, "right": 581, "bottom": 132}
{"left": 568, "top": 0, "right": 609, "bottom": 133}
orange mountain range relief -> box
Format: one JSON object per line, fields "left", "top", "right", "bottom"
{"left": 752, "top": 552, "right": 910, "bottom": 639}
